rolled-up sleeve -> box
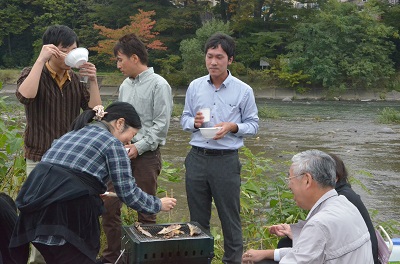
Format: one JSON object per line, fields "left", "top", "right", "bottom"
{"left": 106, "top": 143, "right": 162, "bottom": 214}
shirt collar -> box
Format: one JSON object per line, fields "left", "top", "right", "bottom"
{"left": 129, "top": 67, "right": 153, "bottom": 83}
{"left": 206, "top": 70, "right": 233, "bottom": 89}
{"left": 46, "top": 62, "right": 71, "bottom": 88}
{"left": 306, "top": 189, "right": 338, "bottom": 220}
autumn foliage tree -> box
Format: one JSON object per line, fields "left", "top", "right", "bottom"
{"left": 91, "top": 9, "right": 166, "bottom": 66}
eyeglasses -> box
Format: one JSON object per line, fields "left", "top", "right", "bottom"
{"left": 285, "top": 173, "right": 305, "bottom": 184}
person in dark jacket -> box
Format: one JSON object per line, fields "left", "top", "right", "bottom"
{"left": 9, "top": 102, "right": 177, "bottom": 264}
{"left": 0, "top": 193, "right": 21, "bottom": 264}
{"left": 271, "top": 153, "right": 379, "bottom": 264}
{"left": 331, "top": 153, "right": 378, "bottom": 264}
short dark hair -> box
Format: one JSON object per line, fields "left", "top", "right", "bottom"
{"left": 42, "top": 25, "right": 79, "bottom": 48}
{"left": 204, "top": 33, "right": 235, "bottom": 60}
{"left": 113, "top": 33, "right": 148, "bottom": 65}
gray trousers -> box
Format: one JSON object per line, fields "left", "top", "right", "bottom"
{"left": 185, "top": 147, "right": 242, "bottom": 264}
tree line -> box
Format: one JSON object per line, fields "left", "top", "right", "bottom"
{"left": 1, "top": 0, "right": 399, "bottom": 92}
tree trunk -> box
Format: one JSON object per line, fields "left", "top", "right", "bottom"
{"left": 220, "top": 0, "right": 227, "bottom": 22}
{"left": 7, "top": 34, "right": 12, "bottom": 56}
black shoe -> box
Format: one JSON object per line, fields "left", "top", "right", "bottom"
{"left": 95, "top": 257, "right": 112, "bottom": 264}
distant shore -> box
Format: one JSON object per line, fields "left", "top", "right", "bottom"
{"left": 2, "top": 84, "right": 400, "bottom": 101}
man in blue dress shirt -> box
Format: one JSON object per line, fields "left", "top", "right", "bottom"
{"left": 181, "top": 33, "right": 259, "bottom": 264}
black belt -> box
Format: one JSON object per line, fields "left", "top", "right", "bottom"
{"left": 192, "top": 146, "right": 237, "bottom": 156}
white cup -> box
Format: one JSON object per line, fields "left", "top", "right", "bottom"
{"left": 200, "top": 108, "right": 210, "bottom": 122}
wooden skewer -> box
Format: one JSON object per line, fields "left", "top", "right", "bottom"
{"left": 166, "top": 189, "right": 173, "bottom": 220}
{"left": 171, "top": 189, "right": 173, "bottom": 198}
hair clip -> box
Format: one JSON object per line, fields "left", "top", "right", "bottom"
{"left": 93, "top": 105, "right": 108, "bottom": 121}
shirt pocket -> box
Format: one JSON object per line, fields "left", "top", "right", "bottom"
{"left": 218, "top": 102, "right": 240, "bottom": 122}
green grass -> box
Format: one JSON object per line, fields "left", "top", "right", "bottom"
{"left": 258, "top": 105, "right": 287, "bottom": 119}
{"left": 97, "top": 71, "right": 125, "bottom": 86}
{"left": 378, "top": 107, "right": 400, "bottom": 124}
{"left": 0, "top": 69, "right": 21, "bottom": 84}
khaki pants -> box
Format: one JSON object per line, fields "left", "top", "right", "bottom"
{"left": 26, "top": 159, "right": 46, "bottom": 264}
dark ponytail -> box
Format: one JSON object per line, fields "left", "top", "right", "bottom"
{"left": 69, "top": 102, "right": 142, "bottom": 131}
{"left": 70, "top": 109, "right": 97, "bottom": 131}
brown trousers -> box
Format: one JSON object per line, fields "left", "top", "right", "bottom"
{"left": 101, "top": 149, "right": 161, "bottom": 262}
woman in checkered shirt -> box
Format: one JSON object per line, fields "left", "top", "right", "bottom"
{"left": 10, "top": 102, "right": 177, "bottom": 264}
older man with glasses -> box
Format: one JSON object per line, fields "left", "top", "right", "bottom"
{"left": 242, "top": 149, "right": 374, "bottom": 264}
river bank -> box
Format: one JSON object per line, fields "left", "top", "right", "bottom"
{"left": 2, "top": 83, "right": 400, "bottom": 101}
{"left": 2, "top": 85, "right": 399, "bottom": 241}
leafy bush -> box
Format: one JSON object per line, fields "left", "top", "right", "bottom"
{"left": 247, "top": 69, "right": 269, "bottom": 83}
{"left": 258, "top": 105, "right": 287, "bottom": 119}
{"left": 171, "top": 103, "right": 184, "bottom": 118}
{"left": 239, "top": 147, "right": 307, "bottom": 250}
{"left": 229, "top": 62, "right": 247, "bottom": 76}
{"left": 0, "top": 89, "right": 26, "bottom": 198}
{"left": 0, "top": 69, "right": 21, "bottom": 84}
{"left": 378, "top": 107, "right": 400, "bottom": 124}
{"left": 164, "top": 72, "right": 190, "bottom": 88}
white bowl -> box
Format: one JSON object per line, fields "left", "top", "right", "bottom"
{"left": 199, "top": 127, "right": 222, "bottom": 139}
{"left": 65, "top": 47, "right": 89, "bottom": 68}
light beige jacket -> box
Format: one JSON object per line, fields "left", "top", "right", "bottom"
{"left": 278, "top": 189, "right": 374, "bottom": 264}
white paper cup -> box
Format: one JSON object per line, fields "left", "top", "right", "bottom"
{"left": 200, "top": 108, "right": 210, "bottom": 122}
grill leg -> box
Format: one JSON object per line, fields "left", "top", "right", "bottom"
{"left": 114, "top": 248, "right": 125, "bottom": 264}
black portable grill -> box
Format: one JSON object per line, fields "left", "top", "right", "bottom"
{"left": 121, "top": 222, "right": 214, "bottom": 264}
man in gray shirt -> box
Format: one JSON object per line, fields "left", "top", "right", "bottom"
{"left": 96, "top": 33, "right": 172, "bottom": 264}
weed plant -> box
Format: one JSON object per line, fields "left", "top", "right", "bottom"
{"left": 258, "top": 105, "right": 287, "bottom": 119}
{"left": 0, "top": 91, "right": 26, "bottom": 198}
{"left": 0, "top": 69, "right": 21, "bottom": 84}
{"left": 378, "top": 107, "right": 400, "bottom": 124}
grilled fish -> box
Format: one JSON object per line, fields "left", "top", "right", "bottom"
{"left": 157, "top": 224, "right": 182, "bottom": 235}
{"left": 187, "top": 223, "right": 201, "bottom": 236}
{"left": 163, "top": 229, "right": 184, "bottom": 239}
{"left": 134, "top": 222, "right": 152, "bottom": 238}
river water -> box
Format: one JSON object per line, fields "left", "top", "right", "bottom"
{"left": 4, "top": 93, "right": 399, "bottom": 227}
{"left": 162, "top": 99, "right": 400, "bottom": 226}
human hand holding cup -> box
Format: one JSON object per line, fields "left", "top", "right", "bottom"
{"left": 78, "top": 68, "right": 89, "bottom": 83}
{"left": 65, "top": 47, "right": 89, "bottom": 83}
{"left": 200, "top": 108, "right": 210, "bottom": 123}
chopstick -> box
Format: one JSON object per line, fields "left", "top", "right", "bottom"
{"left": 165, "top": 189, "right": 173, "bottom": 198}
{"left": 166, "top": 189, "right": 174, "bottom": 221}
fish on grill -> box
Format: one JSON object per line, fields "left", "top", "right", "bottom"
{"left": 187, "top": 223, "right": 201, "bottom": 236}
{"left": 134, "top": 222, "right": 152, "bottom": 237}
{"left": 157, "top": 224, "right": 182, "bottom": 235}
{"left": 163, "top": 229, "right": 184, "bottom": 239}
